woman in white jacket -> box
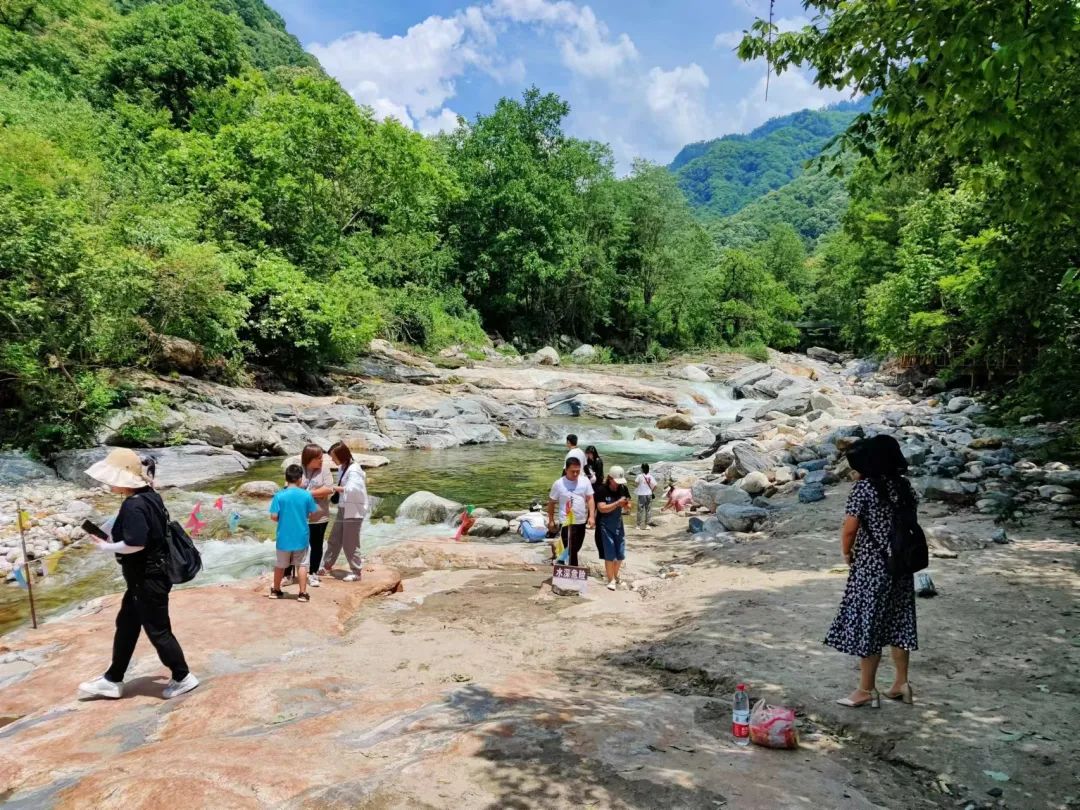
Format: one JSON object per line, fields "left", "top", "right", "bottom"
{"left": 319, "top": 441, "right": 369, "bottom": 581}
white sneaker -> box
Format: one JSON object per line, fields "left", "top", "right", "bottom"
{"left": 606, "top": 580, "right": 617, "bottom": 591}
{"left": 343, "top": 574, "right": 359, "bottom": 582}
{"left": 78, "top": 675, "right": 122, "bottom": 699}
{"left": 308, "top": 574, "right": 320, "bottom": 587}
{"left": 163, "top": 673, "right": 200, "bottom": 699}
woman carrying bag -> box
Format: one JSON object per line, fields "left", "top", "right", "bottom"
{"left": 319, "top": 441, "right": 368, "bottom": 581}
{"left": 78, "top": 449, "right": 198, "bottom": 700}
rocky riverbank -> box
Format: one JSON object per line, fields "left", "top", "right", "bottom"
{"left": 0, "top": 345, "right": 1077, "bottom": 808}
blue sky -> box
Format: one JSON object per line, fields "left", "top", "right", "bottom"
{"left": 265, "top": 0, "right": 849, "bottom": 171}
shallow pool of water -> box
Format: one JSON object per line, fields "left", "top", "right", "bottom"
{"left": 0, "top": 429, "right": 694, "bottom": 635}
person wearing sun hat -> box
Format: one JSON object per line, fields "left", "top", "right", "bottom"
{"left": 593, "top": 465, "right": 631, "bottom": 590}
{"left": 77, "top": 448, "right": 198, "bottom": 701}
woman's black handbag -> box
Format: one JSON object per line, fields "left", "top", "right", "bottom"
{"left": 142, "top": 496, "right": 203, "bottom": 584}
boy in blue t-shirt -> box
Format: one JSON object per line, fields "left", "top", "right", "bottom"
{"left": 269, "top": 464, "right": 318, "bottom": 601}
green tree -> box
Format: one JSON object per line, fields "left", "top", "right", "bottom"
{"left": 445, "top": 87, "right": 616, "bottom": 343}
{"left": 99, "top": 0, "right": 243, "bottom": 125}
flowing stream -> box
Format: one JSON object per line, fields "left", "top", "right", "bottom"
{"left": 0, "top": 403, "right": 740, "bottom": 633}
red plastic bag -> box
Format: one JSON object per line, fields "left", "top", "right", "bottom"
{"left": 749, "top": 699, "right": 798, "bottom": 749}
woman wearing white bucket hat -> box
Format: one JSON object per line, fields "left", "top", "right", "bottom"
{"left": 77, "top": 448, "right": 198, "bottom": 700}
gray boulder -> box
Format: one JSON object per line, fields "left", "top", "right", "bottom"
{"left": 467, "top": 517, "right": 510, "bottom": 537}
{"left": 738, "top": 471, "right": 771, "bottom": 496}
{"left": 920, "top": 477, "right": 978, "bottom": 505}
{"left": 715, "top": 504, "right": 769, "bottom": 532}
{"left": 532, "top": 346, "right": 560, "bottom": 366}
{"left": 692, "top": 480, "right": 752, "bottom": 510}
{"left": 1045, "top": 469, "right": 1080, "bottom": 490}
{"left": 726, "top": 363, "right": 773, "bottom": 392}
{"left": 570, "top": 344, "right": 597, "bottom": 362}
{"left": 235, "top": 480, "right": 280, "bottom": 500}
{"left": 804, "top": 469, "right": 839, "bottom": 486}
{"left": 798, "top": 483, "right": 826, "bottom": 503}
{"left": 688, "top": 516, "right": 722, "bottom": 535}
{"left": 946, "top": 396, "right": 975, "bottom": 413}
{"left": 923, "top": 377, "right": 947, "bottom": 394}
{"left": 810, "top": 392, "right": 837, "bottom": 411}
{"left": 753, "top": 394, "right": 811, "bottom": 419}
{"left": 724, "top": 443, "right": 774, "bottom": 481}
{"left": 396, "top": 491, "right": 463, "bottom": 524}
{"left": 680, "top": 364, "right": 711, "bottom": 382}
{"left": 807, "top": 346, "right": 842, "bottom": 364}
{"left": 0, "top": 452, "right": 57, "bottom": 486}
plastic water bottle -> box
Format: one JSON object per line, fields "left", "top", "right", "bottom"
{"left": 732, "top": 683, "right": 750, "bottom": 746}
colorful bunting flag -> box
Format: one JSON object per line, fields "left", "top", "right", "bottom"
{"left": 12, "top": 565, "right": 29, "bottom": 589}
{"left": 17, "top": 510, "right": 31, "bottom": 532}
{"left": 213, "top": 496, "right": 225, "bottom": 511}
{"left": 228, "top": 512, "right": 241, "bottom": 533}
{"left": 184, "top": 502, "right": 206, "bottom": 536}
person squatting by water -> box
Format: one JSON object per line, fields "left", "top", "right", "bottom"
{"left": 826, "top": 435, "right": 919, "bottom": 709}
{"left": 268, "top": 464, "right": 318, "bottom": 601}
{"left": 594, "top": 466, "right": 630, "bottom": 590}
{"left": 78, "top": 449, "right": 199, "bottom": 700}
{"left": 547, "top": 456, "right": 595, "bottom": 567}
{"left": 319, "top": 441, "right": 368, "bottom": 581}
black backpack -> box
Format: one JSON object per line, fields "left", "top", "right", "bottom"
{"left": 142, "top": 495, "right": 203, "bottom": 584}
{"left": 888, "top": 503, "right": 929, "bottom": 577}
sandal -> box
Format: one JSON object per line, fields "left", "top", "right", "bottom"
{"left": 297, "top": 592, "right": 310, "bottom": 603}
{"left": 836, "top": 689, "right": 880, "bottom": 708}
{"left": 884, "top": 683, "right": 914, "bottom": 704}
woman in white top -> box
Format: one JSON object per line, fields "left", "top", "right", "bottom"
{"left": 320, "top": 441, "right": 369, "bottom": 581}
{"left": 634, "top": 463, "right": 657, "bottom": 530}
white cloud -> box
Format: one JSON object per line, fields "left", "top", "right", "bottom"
{"left": 714, "top": 30, "right": 744, "bottom": 49}
{"left": 309, "top": 0, "right": 638, "bottom": 130}
{"left": 733, "top": 70, "right": 848, "bottom": 132}
{"left": 306, "top": 0, "right": 848, "bottom": 172}
{"left": 644, "top": 63, "right": 713, "bottom": 146}
{"left": 416, "top": 107, "right": 462, "bottom": 135}
{"left": 309, "top": 13, "right": 492, "bottom": 124}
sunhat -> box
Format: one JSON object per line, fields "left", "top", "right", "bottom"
{"left": 85, "top": 448, "right": 152, "bottom": 489}
{"left": 609, "top": 465, "right": 627, "bottom": 485}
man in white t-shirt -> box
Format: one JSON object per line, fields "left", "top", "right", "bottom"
{"left": 564, "top": 434, "right": 587, "bottom": 471}
{"left": 634, "top": 463, "right": 657, "bottom": 530}
{"left": 546, "top": 456, "right": 595, "bottom": 567}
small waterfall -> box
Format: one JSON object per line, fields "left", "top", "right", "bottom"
{"left": 678, "top": 382, "right": 742, "bottom": 422}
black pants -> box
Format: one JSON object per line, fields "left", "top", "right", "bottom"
{"left": 105, "top": 576, "right": 189, "bottom": 683}
{"left": 561, "top": 524, "right": 587, "bottom": 567}
{"left": 309, "top": 522, "right": 327, "bottom": 574}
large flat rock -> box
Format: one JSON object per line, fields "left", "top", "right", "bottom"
{"left": 55, "top": 445, "right": 252, "bottom": 489}
{"left": 372, "top": 540, "right": 549, "bottom": 572}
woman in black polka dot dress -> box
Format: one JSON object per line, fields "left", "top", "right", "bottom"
{"left": 825, "top": 434, "right": 918, "bottom": 708}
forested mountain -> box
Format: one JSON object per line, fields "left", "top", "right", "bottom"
{"left": 670, "top": 100, "right": 867, "bottom": 219}
{"left": 707, "top": 161, "right": 851, "bottom": 249}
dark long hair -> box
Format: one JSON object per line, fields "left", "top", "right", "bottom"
{"left": 846, "top": 435, "right": 915, "bottom": 509}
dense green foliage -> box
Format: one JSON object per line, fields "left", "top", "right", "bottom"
{"left": 6, "top": 0, "right": 1073, "bottom": 453}
{"left": 0, "top": 0, "right": 812, "bottom": 451}
{"left": 670, "top": 102, "right": 863, "bottom": 219}
{"left": 741, "top": 0, "right": 1080, "bottom": 416}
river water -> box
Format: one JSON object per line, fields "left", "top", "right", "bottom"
{"left": 0, "top": 407, "right": 730, "bottom": 633}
